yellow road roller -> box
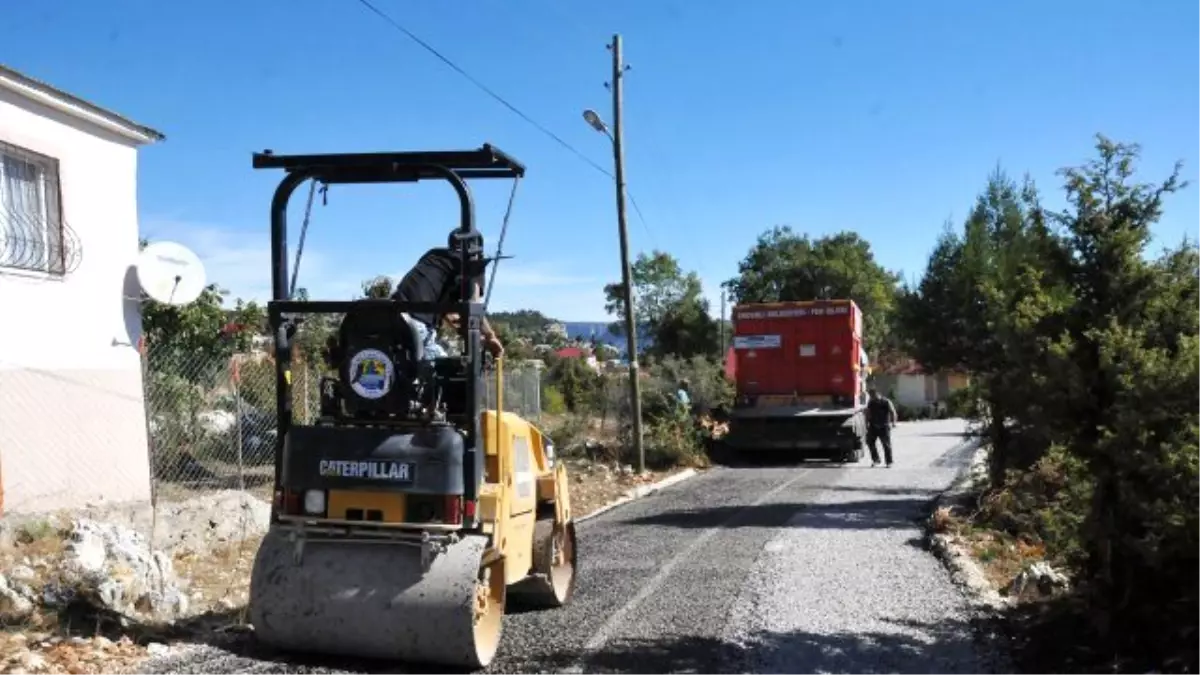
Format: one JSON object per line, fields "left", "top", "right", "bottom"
{"left": 247, "top": 145, "right": 577, "bottom": 669}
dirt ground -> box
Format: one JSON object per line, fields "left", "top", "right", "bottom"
{"left": 0, "top": 460, "right": 687, "bottom": 674}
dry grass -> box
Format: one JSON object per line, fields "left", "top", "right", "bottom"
{"left": 932, "top": 503, "right": 1050, "bottom": 595}
{"left": 930, "top": 505, "right": 957, "bottom": 534}
{"left": 172, "top": 539, "right": 258, "bottom": 621}
{"left": 962, "top": 528, "right": 1049, "bottom": 592}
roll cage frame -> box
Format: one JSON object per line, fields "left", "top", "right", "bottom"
{"left": 253, "top": 143, "right": 527, "bottom": 505}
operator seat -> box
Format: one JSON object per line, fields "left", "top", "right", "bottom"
{"left": 324, "top": 301, "right": 427, "bottom": 420}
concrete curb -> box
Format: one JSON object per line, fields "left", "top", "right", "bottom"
{"left": 575, "top": 468, "right": 700, "bottom": 524}
{"left": 925, "top": 439, "right": 1012, "bottom": 613}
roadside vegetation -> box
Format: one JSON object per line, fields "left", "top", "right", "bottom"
{"left": 900, "top": 135, "right": 1198, "bottom": 673}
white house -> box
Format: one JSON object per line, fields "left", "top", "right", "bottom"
{"left": 0, "top": 64, "right": 163, "bottom": 514}
{"left": 873, "top": 359, "right": 971, "bottom": 411}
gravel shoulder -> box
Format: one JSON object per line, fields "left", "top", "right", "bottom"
{"left": 135, "top": 418, "right": 999, "bottom": 675}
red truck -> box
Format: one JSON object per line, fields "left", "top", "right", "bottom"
{"left": 723, "top": 299, "right": 869, "bottom": 462}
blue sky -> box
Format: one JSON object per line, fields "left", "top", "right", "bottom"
{"left": 4, "top": 0, "right": 1197, "bottom": 320}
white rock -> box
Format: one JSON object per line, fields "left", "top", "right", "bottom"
{"left": 1007, "top": 560, "right": 1071, "bottom": 598}
{"left": 7, "top": 565, "right": 36, "bottom": 583}
{"left": 54, "top": 518, "right": 188, "bottom": 621}
{"left": 17, "top": 651, "right": 47, "bottom": 670}
{"left": 65, "top": 523, "right": 109, "bottom": 574}
{"left": 147, "top": 642, "right": 170, "bottom": 656}
{"left": 0, "top": 583, "right": 34, "bottom": 615}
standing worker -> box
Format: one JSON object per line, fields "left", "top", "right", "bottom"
{"left": 866, "top": 387, "right": 899, "bottom": 467}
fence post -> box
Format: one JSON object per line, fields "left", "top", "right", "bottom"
{"left": 231, "top": 356, "right": 246, "bottom": 492}
{"left": 139, "top": 334, "right": 160, "bottom": 550}
{"left": 301, "top": 358, "right": 310, "bottom": 423}
{"left": 533, "top": 368, "right": 541, "bottom": 420}
{"left": 600, "top": 374, "right": 610, "bottom": 433}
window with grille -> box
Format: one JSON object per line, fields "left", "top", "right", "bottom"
{"left": 0, "top": 142, "right": 66, "bottom": 275}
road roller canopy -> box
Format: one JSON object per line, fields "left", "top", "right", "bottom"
{"left": 252, "top": 144, "right": 525, "bottom": 305}
{"left": 251, "top": 144, "right": 528, "bottom": 504}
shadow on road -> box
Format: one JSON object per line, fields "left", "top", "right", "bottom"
{"left": 930, "top": 438, "right": 986, "bottom": 468}
{"left": 622, "top": 496, "right": 935, "bottom": 532}
{"left": 530, "top": 616, "right": 999, "bottom": 674}
{"left": 707, "top": 444, "right": 855, "bottom": 469}
{"left": 820, "top": 484, "right": 943, "bottom": 497}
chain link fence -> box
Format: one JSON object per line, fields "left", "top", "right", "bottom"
{"left": 482, "top": 364, "right": 543, "bottom": 420}
{"left": 142, "top": 345, "right": 545, "bottom": 503}
{"left": 141, "top": 342, "right": 323, "bottom": 504}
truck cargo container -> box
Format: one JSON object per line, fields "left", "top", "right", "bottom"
{"left": 724, "top": 299, "right": 869, "bottom": 461}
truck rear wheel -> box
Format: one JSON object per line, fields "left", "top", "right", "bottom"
{"left": 839, "top": 439, "right": 865, "bottom": 463}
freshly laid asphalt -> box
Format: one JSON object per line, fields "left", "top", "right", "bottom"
{"left": 141, "top": 418, "right": 1001, "bottom": 674}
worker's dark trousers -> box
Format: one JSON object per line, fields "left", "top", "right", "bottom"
{"left": 866, "top": 425, "right": 893, "bottom": 465}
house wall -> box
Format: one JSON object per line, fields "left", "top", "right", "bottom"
{"left": 891, "top": 374, "right": 928, "bottom": 408}
{"left": 874, "top": 371, "right": 973, "bottom": 412}
{"left": 947, "top": 372, "right": 971, "bottom": 392}
{"left": 0, "top": 87, "right": 150, "bottom": 513}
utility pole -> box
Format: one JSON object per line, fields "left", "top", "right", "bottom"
{"left": 719, "top": 287, "right": 726, "bottom": 355}
{"left": 609, "top": 33, "right": 645, "bottom": 474}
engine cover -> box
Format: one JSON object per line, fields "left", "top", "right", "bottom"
{"left": 282, "top": 423, "right": 466, "bottom": 495}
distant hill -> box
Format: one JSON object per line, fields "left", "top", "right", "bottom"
{"left": 491, "top": 311, "right": 654, "bottom": 358}
{"left": 562, "top": 321, "right": 654, "bottom": 356}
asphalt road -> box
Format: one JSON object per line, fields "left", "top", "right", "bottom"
{"left": 142, "top": 418, "right": 997, "bottom": 674}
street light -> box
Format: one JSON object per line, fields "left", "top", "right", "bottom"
{"left": 582, "top": 109, "right": 610, "bottom": 136}
{"left": 581, "top": 36, "right": 645, "bottom": 475}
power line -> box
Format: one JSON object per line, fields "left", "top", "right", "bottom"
{"left": 355, "top": 0, "right": 610, "bottom": 177}
{"left": 354, "top": 0, "right": 655, "bottom": 244}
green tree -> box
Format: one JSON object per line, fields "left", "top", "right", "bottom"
{"left": 725, "top": 228, "right": 901, "bottom": 357}
{"left": 543, "top": 352, "right": 602, "bottom": 413}
{"left": 897, "top": 169, "right": 1071, "bottom": 484}
{"left": 604, "top": 251, "right": 720, "bottom": 359}
{"left": 1044, "top": 136, "right": 1196, "bottom": 645}
{"left": 900, "top": 136, "right": 1198, "bottom": 670}
{"left": 290, "top": 286, "right": 340, "bottom": 365}
{"left": 490, "top": 309, "right": 557, "bottom": 336}
{"left": 361, "top": 275, "right": 394, "bottom": 299}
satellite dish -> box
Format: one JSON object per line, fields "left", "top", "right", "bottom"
{"left": 135, "top": 241, "right": 207, "bottom": 305}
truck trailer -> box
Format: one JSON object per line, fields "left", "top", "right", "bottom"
{"left": 723, "top": 299, "right": 869, "bottom": 462}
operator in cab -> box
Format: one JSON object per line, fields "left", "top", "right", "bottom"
{"left": 865, "top": 387, "right": 899, "bottom": 468}
{"left": 392, "top": 233, "right": 505, "bottom": 360}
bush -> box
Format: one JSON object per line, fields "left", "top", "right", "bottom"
{"left": 541, "top": 385, "right": 567, "bottom": 415}
{"left": 976, "top": 444, "right": 1092, "bottom": 567}
{"left": 544, "top": 414, "right": 589, "bottom": 457}
{"left": 544, "top": 354, "right": 604, "bottom": 414}
{"left": 943, "top": 384, "right": 981, "bottom": 418}
{"left": 644, "top": 354, "right": 733, "bottom": 415}
{"left": 641, "top": 412, "right": 710, "bottom": 470}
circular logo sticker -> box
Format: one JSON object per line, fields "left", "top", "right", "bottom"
{"left": 348, "top": 348, "right": 394, "bottom": 400}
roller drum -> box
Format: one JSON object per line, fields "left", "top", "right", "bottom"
{"left": 248, "top": 528, "right": 504, "bottom": 668}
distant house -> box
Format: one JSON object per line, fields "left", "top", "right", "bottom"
{"left": 871, "top": 359, "right": 970, "bottom": 409}
{"left": 554, "top": 346, "right": 601, "bottom": 373}
{"left": 555, "top": 346, "right": 587, "bottom": 359}
{"left": 0, "top": 64, "right": 164, "bottom": 513}
{"left": 543, "top": 322, "right": 568, "bottom": 342}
